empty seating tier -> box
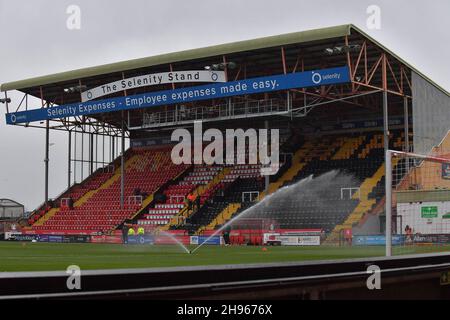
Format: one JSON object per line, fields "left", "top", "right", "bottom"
{"left": 32, "top": 146, "right": 188, "bottom": 233}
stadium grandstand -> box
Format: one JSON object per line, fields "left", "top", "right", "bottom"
{"left": 0, "top": 199, "right": 24, "bottom": 241}
{"left": 2, "top": 23, "right": 450, "bottom": 250}
{"left": 0, "top": 199, "right": 24, "bottom": 220}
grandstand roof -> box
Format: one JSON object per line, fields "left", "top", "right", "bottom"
{"left": 0, "top": 199, "right": 24, "bottom": 208}
{"left": 0, "top": 25, "right": 349, "bottom": 92}
{"left": 1, "top": 24, "right": 448, "bottom": 97}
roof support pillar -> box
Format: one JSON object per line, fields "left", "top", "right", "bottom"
{"left": 265, "top": 120, "right": 270, "bottom": 194}
{"left": 111, "top": 136, "right": 115, "bottom": 162}
{"left": 81, "top": 125, "right": 84, "bottom": 181}
{"left": 345, "top": 35, "right": 355, "bottom": 92}
{"left": 89, "top": 132, "right": 94, "bottom": 176}
{"left": 383, "top": 89, "right": 392, "bottom": 256}
{"left": 74, "top": 131, "right": 77, "bottom": 183}
{"left": 120, "top": 112, "right": 125, "bottom": 210}
{"left": 68, "top": 130, "right": 72, "bottom": 190}
{"left": 385, "top": 149, "right": 393, "bottom": 257}
{"left": 4, "top": 92, "right": 9, "bottom": 113}
{"left": 281, "top": 47, "right": 287, "bottom": 75}
{"left": 40, "top": 86, "right": 50, "bottom": 207}
{"left": 404, "top": 96, "right": 410, "bottom": 174}
{"left": 45, "top": 119, "right": 50, "bottom": 207}
{"left": 404, "top": 97, "right": 410, "bottom": 153}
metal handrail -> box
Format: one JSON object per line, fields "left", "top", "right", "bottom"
{"left": 138, "top": 99, "right": 288, "bottom": 129}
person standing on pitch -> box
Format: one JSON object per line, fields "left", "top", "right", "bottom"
{"left": 128, "top": 226, "right": 136, "bottom": 241}
{"left": 137, "top": 226, "right": 145, "bottom": 243}
{"left": 122, "top": 224, "right": 130, "bottom": 244}
{"left": 223, "top": 225, "right": 232, "bottom": 246}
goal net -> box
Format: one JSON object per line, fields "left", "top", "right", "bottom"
{"left": 388, "top": 150, "right": 450, "bottom": 256}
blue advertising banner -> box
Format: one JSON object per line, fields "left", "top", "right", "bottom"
{"left": 48, "top": 235, "right": 64, "bottom": 243}
{"left": 190, "top": 236, "right": 222, "bottom": 245}
{"left": 127, "top": 235, "right": 154, "bottom": 245}
{"left": 35, "top": 234, "right": 90, "bottom": 243}
{"left": 353, "top": 235, "right": 405, "bottom": 246}
{"left": 306, "top": 116, "right": 410, "bottom": 133}
{"left": 5, "top": 66, "right": 350, "bottom": 124}
{"left": 37, "top": 235, "right": 49, "bottom": 243}
{"left": 8, "top": 234, "right": 37, "bottom": 242}
{"left": 131, "top": 136, "right": 174, "bottom": 148}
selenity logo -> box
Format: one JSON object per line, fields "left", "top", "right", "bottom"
{"left": 312, "top": 71, "right": 342, "bottom": 85}
{"left": 312, "top": 72, "right": 323, "bottom": 85}
{"left": 171, "top": 121, "right": 280, "bottom": 176}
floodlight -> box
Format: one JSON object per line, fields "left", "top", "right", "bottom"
{"left": 323, "top": 45, "right": 361, "bottom": 56}
{"left": 205, "top": 62, "right": 237, "bottom": 71}
{"left": 64, "top": 85, "right": 87, "bottom": 94}
{"left": 324, "top": 48, "right": 334, "bottom": 55}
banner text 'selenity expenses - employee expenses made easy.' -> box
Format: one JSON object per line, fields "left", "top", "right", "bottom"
{"left": 47, "top": 79, "right": 281, "bottom": 117}
{"left": 8, "top": 66, "right": 350, "bottom": 124}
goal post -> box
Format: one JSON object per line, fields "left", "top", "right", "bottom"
{"left": 387, "top": 150, "right": 450, "bottom": 256}
{"left": 386, "top": 150, "right": 392, "bottom": 257}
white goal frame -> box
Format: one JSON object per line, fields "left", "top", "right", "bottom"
{"left": 386, "top": 150, "right": 450, "bottom": 256}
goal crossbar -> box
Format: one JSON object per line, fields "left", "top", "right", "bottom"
{"left": 391, "top": 150, "right": 450, "bottom": 164}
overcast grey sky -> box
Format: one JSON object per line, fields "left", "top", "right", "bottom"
{"left": 0, "top": 0, "right": 449, "bottom": 210}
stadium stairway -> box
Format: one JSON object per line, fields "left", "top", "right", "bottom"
{"left": 194, "top": 167, "right": 232, "bottom": 205}
{"left": 33, "top": 146, "right": 187, "bottom": 233}
{"left": 148, "top": 166, "right": 231, "bottom": 232}
{"left": 31, "top": 207, "right": 59, "bottom": 227}
{"left": 325, "top": 131, "right": 407, "bottom": 243}
{"left": 32, "top": 166, "right": 125, "bottom": 227}
{"left": 263, "top": 148, "right": 309, "bottom": 196}
{"left": 258, "top": 137, "right": 340, "bottom": 199}
{"left": 75, "top": 166, "right": 124, "bottom": 207}
{"left": 192, "top": 177, "right": 265, "bottom": 234}
{"left": 59, "top": 168, "right": 115, "bottom": 205}
{"left": 127, "top": 165, "right": 192, "bottom": 223}
{"left": 34, "top": 155, "right": 142, "bottom": 222}
{"left": 201, "top": 203, "right": 242, "bottom": 232}
{"left": 29, "top": 148, "right": 140, "bottom": 227}
{"left": 30, "top": 159, "right": 127, "bottom": 229}
{"left": 302, "top": 136, "right": 346, "bottom": 163}
{"left": 175, "top": 174, "right": 262, "bottom": 234}
{"left": 181, "top": 167, "right": 232, "bottom": 220}
{"left": 27, "top": 167, "right": 117, "bottom": 227}
{"left": 325, "top": 163, "right": 386, "bottom": 243}
{"left": 332, "top": 136, "right": 366, "bottom": 160}
{"left": 358, "top": 134, "right": 383, "bottom": 159}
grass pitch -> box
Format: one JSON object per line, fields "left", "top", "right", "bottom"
{"left": 0, "top": 242, "right": 448, "bottom": 272}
